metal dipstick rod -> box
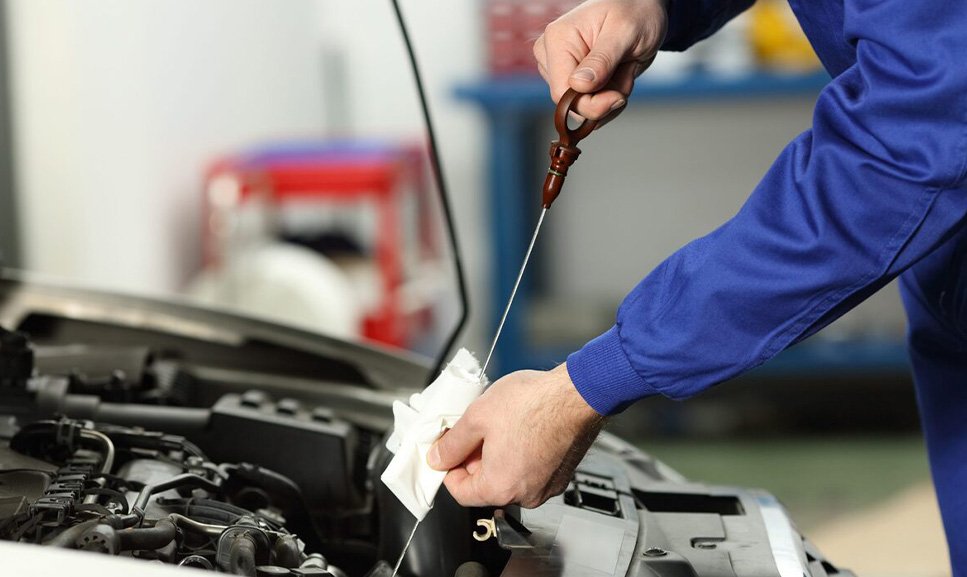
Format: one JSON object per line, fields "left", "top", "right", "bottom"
{"left": 479, "top": 207, "right": 547, "bottom": 378}
{"left": 393, "top": 89, "right": 595, "bottom": 577}
{"left": 479, "top": 88, "right": 597, "bottom": 381}
{"left": 392, "top": 520, "right": 421, "bottom": 577}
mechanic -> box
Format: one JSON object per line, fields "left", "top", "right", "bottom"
{"left": 428, "top": 0, "right": 967, "bottom": 573}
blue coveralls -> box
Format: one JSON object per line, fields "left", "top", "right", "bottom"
{"left": 564, "top": 0, "right": 967, "bottom": 572}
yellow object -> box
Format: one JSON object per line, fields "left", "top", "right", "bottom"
{"left": 748, "top": 0, "right": 821, "bottom": 71}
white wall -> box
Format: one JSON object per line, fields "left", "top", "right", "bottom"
{"left": 9, "top": 0, "right": 327, "bottom": 293}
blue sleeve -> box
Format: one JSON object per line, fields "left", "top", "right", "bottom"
{"left": 661, "top": 0, "right": 756, "bottom": 51}
{"left": 567, "top": 0, "right": 967, "bottom": 415}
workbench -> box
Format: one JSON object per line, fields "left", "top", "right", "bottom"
{"left": 454, "top": 71, "right": 910, "bottom": 377}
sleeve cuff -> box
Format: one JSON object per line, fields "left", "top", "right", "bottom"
{"left": 660, "top": 0, "right": 698, "bottom": 52}
{"left": 566, "top": 325, "right": 660, "bottom": 416}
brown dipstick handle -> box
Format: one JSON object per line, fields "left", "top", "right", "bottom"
{"left": 542, "top": 88, "right": 598, "bottom": 209}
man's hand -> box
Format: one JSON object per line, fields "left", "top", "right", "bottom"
{"left": 427, "top": 364, "right": 604, "bottom": 509}
{"left": 533, "top": 0, "right": 669, "bottom": 122}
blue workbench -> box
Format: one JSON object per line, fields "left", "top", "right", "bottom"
{"left": 454, "top": 71, "right": 911, "bottom": 377}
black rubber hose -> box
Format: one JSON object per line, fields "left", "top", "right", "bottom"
{"left": 189, "top": 498, "right": 251, "bottom": 520}
{"left": 158, "top": 497, "right": 248, "bottom": 525}
{"left": 117, "top": 518, "right": 177, "bottom": 552}
{"left": 168, "top": 513, "right": 224, "bottom": 538}
{"left": 185, "top": 503, "right": 242, "bottom": 525}
{"left": 133, "top": 474, "right": 220, "bottom": 516}
{"left": 112, "top": 474, "right": 221, "bottom": 527}
{"left": 56, "top": 399, "right": 211, "bottom": 436}
{"left": 227, "top": 534, "right": 259, "bottom": 577}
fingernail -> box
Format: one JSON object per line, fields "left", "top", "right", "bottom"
{"left": 609, "top": 99, "right": 626, "bottom": 112}
{"left": 427, "top": 444, "right": 441, "bottom": 468}
{"left": 571, "top": 67, "right": 595, "bottom": 83}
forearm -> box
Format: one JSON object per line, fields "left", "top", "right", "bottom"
{"left": 568, "top": 0, "right": 967, "bottom": 415}
{"left": 569, "top": 140, "right": 966, "bottom": 413}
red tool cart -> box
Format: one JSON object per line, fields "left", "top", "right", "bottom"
{"left": 200, "top": 140, "right": 446, "bottom": 350}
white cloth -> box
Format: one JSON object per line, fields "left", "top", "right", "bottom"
{"left": 380, "top": 348, "right": 487, "bottom": 520}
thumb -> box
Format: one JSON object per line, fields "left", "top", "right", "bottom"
{"left": 427, "top": 418, "right": 482, "bottom": 471}
{"left": 569, "top": 29, "right": 635, "bottom": 93}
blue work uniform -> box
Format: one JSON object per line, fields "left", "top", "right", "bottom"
{"left": 565, "top": 0, "right": 967, "bottom": 572}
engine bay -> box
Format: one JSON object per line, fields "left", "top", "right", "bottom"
{"left": 0, "top": 317, "right": 501, "bottom": 577}
{"left": 0, "top": 280, "right": 859, "bottom": 577}
{"left": 1, "top": 417, "right": 344, "bottom": 574}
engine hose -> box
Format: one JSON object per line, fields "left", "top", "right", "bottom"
{"left": 81, "top": 487, "right": 129, "bottom": 514}
{"left": 155, "top": 497, "right": 247, "bottom": 526}
{"left": 10, "top": 421, "right": 115, "bottom": 475}
{"left": 168, "top": 513, "right": 226, "bottom": 538}
{"left": 79, "top": 429, "right": 114, "bottom": 475}
{"left": 187, "top": 505, "right": 241, "bottom": 526}
{"left": 216, "top": 520, "right": 271, "bottom": 575}
{"left": 225, "top": 533, "right": 258, "bottom": 577}
{"left": 117, "top": 518, "right": 177, "bottom": 552}
{"left": 188, "top": 498, "right": 251, "bottom": 521}
{"left": 78, "top": 429, "right": 115, "bottom": 506}
{"left": 112, "top": 474, "right": 221, "bottom": 527}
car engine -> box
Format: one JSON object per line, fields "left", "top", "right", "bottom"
{"left": 1, "top": 417, "right": 341, "bottom": 574}
{"left": 0, "top": 319, "right": 490, "bottom": 577}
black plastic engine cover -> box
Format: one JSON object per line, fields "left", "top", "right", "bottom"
{"left": 203, "top": 392, "right": 359, "bottom": 511}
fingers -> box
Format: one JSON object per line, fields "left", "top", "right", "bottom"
{"left": 583, "top": 59, "right": 637, "bottom": 124}
{"left": 537, "top": 25, "right": 583, "bottom": 103}
{"left": 442, "top": 467, "right": 488, "bottom": 507}
{"left": 536, "top": 19, "right": 642, "bottom": 120}
{"left": 427, "top": 416, "right": 483, "bottom": 471}
{"left": 534, "top": 35, "right": 548, "bottom": 81}
{"left": 444, "top": 461, "right": 518, "bottom": 508}
{"left": 533, "top": 0, "right": 670, "bottom": 125}
{"left": 571, "top": 90, "right": 627, "bottom": 121}
{"left": 567, "top": 22, "right": 636, "bottom": 94}
{"left": 564, "top": 52, "right": 654, "bottom": 121}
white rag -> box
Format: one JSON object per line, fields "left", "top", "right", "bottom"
{"left": 380, "top": 348, "right": 487, "bottom": 520}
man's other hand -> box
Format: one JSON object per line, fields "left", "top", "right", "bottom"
{"left": 533, "top": 0, "right": 669, "bottom": 123}
{"left": 427, "top": 364, "right": 604, "bottom": 509}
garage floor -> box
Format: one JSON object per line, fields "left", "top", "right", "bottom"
{"left": 640, "top": 437, "right": 949, "bottom": 576}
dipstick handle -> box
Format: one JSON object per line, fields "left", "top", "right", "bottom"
{"left": 541, "top": 88, "right": 597, "bottom": 209}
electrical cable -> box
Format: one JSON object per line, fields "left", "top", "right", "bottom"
{"left": 389, "top": 0, "right": 470, "bottom": 385}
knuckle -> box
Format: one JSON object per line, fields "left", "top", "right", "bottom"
{"left": 543, "top": 21, "right": 563, "bottom": 38}
{"left": 532, "top": 37, "right": 543, "bottom": 60}
{"left": 613, "top": 20, "right": 642, "bottom": 44}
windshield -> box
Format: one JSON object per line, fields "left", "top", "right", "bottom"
{"left": 0, "top": 0, "right": 464, "bottom": 363}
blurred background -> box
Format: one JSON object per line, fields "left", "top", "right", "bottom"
{"left": 0, "top": 1, "right": 948, "bottom": 575}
